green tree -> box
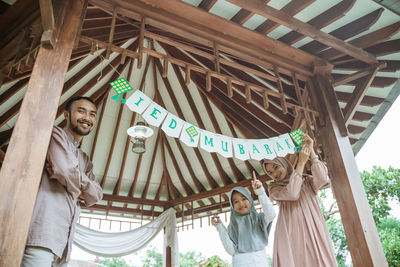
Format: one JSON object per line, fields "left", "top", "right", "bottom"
{"left": 142, "top": 246, "right": 163, "bottom": 267}
{"left": 198, "top": 255, "right": 231, "bottom": 267}
{"left": 141, "top": 246, "right": 210, "bottom": 267}
{"left": 98, "top": 257, "right": 132, "bottom": 267}
{"left": 319, "top": 166, "right": 400, "bottom": 266}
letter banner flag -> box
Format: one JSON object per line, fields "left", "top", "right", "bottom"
{"left": 232, "top": 139, "right": 250, "bottom": 161}
{"left": 161, "top": 113, "right": 184, "bottom": 138}
{"left": 270, "top": 137, "right": 288, "bottom": 157}
{"left": 247, "top": 140, "right": 265, "bottom": 161}
{"left": 199, "top": 130, "right": 217, "bottom": 153}
{"left": 142, "top": 102, "right": 168, "bottom": 127}
{"left": 125, "top": 90, "right": 152, "bottom": 114}
{"left": 215, "top": 135, "right": 233, "bottom": 158}
{"left": 279, "top": 133, "right": 296, "bottom": 154}
{"left": 180, "top": 122, "right": 200, "bottom": 147}
{"left": 111, "top": 77, "right": 307, "bottom": 162}
{"left": 259, "top": 139, "right": 277, "bottom": 160}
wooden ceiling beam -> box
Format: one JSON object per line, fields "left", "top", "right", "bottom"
{"left": 300, "top": 8, "right": 383, "bottom": 55}
{"left": 187, "top": 52, "right": 295, "bottom": 127}
{"left": 319, "top": 21, "right": 400, "bottom": 61}
{"left": 332, "top": 63, "right": 386, "bottom": 87}
{"left": 223, "top": 105, "right": 265, "bottom": 139}
{"left": 255, "top": 0, "right": 314, "bottom": 34}
{"left": 343, "top": 66, "right": 380, "bottom": 125}
{"left": 82, "top": 18, "right": 128, "bottom": 30}
{"left": 163, "top": 135, "right": 196, "bottom": 196}
{"left": 141, "top": 131, "right": 162, "bottom": 198}
{"left": 226, "top": 0, "right": 376, "bottom": 64}
{"left": 336, "top": 91, "right": 384, "bottom": 107}
{"left": 171, "top": 174, "right": 271, "bottom": 206}
{"left": 111, "top": 58, "right": 138, "bottom": 196}
{"left": 0, "top": 77, "right": 29, "bottom": 106}
{"left": 153, "top": 57, "right": 220, "bottom": 190}
{"left": 225, "top": 120, "right": 257, "bottom": 178}
{"left": 351, "top": 111, "right": 374, "bottom": 122}
{"left": 99, "top": 85, "right": 127, "bottom": 189}
{"left": 85, "top": 6, "right": 112, "bottom": 20}
{"left": 39, "top": 0, "right": 56, "bottom": 48}
{"left": 145, "top": 31, "right": 278, "bottom": 82}
{"left": 152, "top": 63, "right": 196, "bottom": 197}
{"left": 193, "top": 73, "right": 279, "bottom": 137}
{"left": 198, "top": 0, "right": 217, "bottom": 11}
{"left": 137, "top": 63, "right": 163, "bottom": 199}
{"left": 80, "top": 35, "right": 286, "bottom": 100}
{"left": 160, "top": 134, "right": 170, "bottom": 201}
{"left": 163, "top": 44, "right": 290, "bottom": 135}
{"left": 0, "top": 56, "right": 84, "bottom": 128}
{"left": 165, "top": 171, "right": 182, "bottom": 200}
{"left": 198, "top": 92, "right": 246, "bottom": 182}
{"left": 331, "top": 73, "right": 397, "bottom": 88}
{"left": 169, "top": 62, "right": 233, "bottom": 186}
{"left": 230, "top": 9, "right": 253, "bottom": 25}
{"left": 365, "top": 39, "right": 400, "bottom": 57}
{"left": 81, "top": 24, "right": 135, "bottom": 39}
{"left": 89, "top": 0, "right": 316, "bottom": 76}
{"left": 90, "top": 94, "right": 108, "bottom": 161}
{"left": 127, "top": 54, "right": 152, "bottom": 198}
{"left": 278, "top": 0, "right": 355, "bottom": 45}
{"left": 0, "top": 0, "right": 40, "bottom": 49}
{"left": 102, "top": 193, "right": 166, "bottom": 206}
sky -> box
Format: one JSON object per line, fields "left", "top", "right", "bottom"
{"left": 71, "top": 95, "right": 400, "bottom": 265}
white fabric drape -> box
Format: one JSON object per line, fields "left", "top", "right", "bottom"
{"left": 73, "top": 208, "right": 179, "bottom": 267}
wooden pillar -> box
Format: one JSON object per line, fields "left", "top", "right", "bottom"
{"left": 163, "top": 226, "right": 172, "bottom": 267}
{"left": 0, "top": 0, "right": 85, "bottom": 265}
{"left": 166, "top": 246, "right": 172, "bottom": 267}
{"left": 310, "top": 75, "right": 388, "bottom": 267}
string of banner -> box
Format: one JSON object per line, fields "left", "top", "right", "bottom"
{"left": 110, "top": 78, "right": 304, "bottom": 161}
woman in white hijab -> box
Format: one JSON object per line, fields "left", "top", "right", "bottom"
{"left": 211, "top": 172, "right": 276, "bottom": 267}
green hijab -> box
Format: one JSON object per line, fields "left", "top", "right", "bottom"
{"left": 227, "top": 187, "right": 272, "bottom": 253}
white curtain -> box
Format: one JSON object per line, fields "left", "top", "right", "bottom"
{"left": 73, "top": 208, "right": 179, "bottom": 267}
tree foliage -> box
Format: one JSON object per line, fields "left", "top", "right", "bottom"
{"left": 319, "top": 166, "right": 400, "bottom": 266}
{"left": 98, "top": 257, "right": 131, "bottom": 267}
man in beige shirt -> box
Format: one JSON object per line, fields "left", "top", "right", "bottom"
{"left": 21, "top": 96, "right": 103, "bottom": 267}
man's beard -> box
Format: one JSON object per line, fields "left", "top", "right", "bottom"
{"left": 69, "top": 114, "right": 92, "bottom": 136}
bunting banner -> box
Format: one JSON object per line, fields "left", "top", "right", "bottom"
{"left": 116, "top": 80, "right": 301, "bottom": 161}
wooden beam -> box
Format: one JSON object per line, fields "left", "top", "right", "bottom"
{"left": 89, "top": 0, "right": 316, "bottom": 76}
{"left": 300, "top": 8, "right": 383, "bottom": 55}
{"left": 343, "top": 66, "right": 381, "bottom": 125}
{"left": 226, "top": 0, "right": 377, "bottom": 64}
{"left": 310, "top": 75, "right": 387, "bottom": 267}
{"left": 102, "top": 194, "right": 166, "bottom": 206}
{"left": 0, "top": 0, "right": 39, "bottom": 49}
{"left": 332, "top": 63, "right": 384, "bottom": 87}
{"left": 153, "top": 58, "right": 219, "bottom": 189}
{"left": 255, "top": 0, "right": 313, "bottom": 34}
{"left": 168, "top": 62, "right": 233, "bottom": 186}
{"left": 171, "top": 174, "right": 270, "bottom": 206}
{"left": 79, "top": 35, "right": 283, "bottom": 98}
{"left": 198, "top": 0, "right": 217, "bottom": 11}
{"left": 199, "top": 93, "right": 246, "bottom": 182}
{"left": 278, "top": 0, "right": 355, "bottom": 45}
{"left": 39, "top": 0, "right": 56, "bottom": 48}
{"left": 105, "top": 7, "right": 117, "bottom": 58}
{"left": 0, "top": 0, "right": 85, "bottom": 265}
{"left": 319, "top": 21, "right": 400, "bottom": 62}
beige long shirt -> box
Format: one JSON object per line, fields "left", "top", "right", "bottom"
{"left": 26, "top": 126, "right": 103, "bottom": 262}
{"left": 268, "top": 160, "right": 337, "bottom": 267}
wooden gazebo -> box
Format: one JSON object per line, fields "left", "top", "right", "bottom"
{"left": 1, "top": 0, "right": 399, "bottom": 266}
